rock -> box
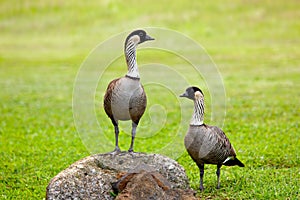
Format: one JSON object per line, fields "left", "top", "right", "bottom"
{"left": 46, "top": 156, "right": 115, "bottom": 200}
{"left": 46, "top": 152, "right": 191, "bottom": 200}
{"left": 113, "top": 171, "right": 197, "bottom": 200}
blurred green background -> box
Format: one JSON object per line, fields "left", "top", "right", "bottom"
{"left": 0, "top": 0, "right": 299, "bottom": 199}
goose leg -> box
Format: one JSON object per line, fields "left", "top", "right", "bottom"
{"left": 113, "top": 124, "right": 121, "bottom": 152}
{"left": 197, "top": 163, "right": 204, "bottom": 191}
{"left": 216, "top": 164, "right": 222, "bottom": 189}
{"left": 128, "top": 122, "right": 137, "bottom": 152}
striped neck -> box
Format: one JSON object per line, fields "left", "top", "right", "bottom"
{"left": 190, "top": 97, "right": 204, "bottom": 126}
{"left": 125, "top": 39, "right": 140, "bottom": 79}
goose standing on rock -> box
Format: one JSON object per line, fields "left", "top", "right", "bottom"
{"left": 180, "top": 86, "right": 244, "bottom": 190}
{"left": 104, "top": 30, "right": 154, "bottom": 153}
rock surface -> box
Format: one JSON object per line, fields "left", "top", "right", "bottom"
{"left": 113, "top": 171, "right": 197, "bottom": 200}
{"left": 46, "top": 152, "right": 192, "bottom": 200}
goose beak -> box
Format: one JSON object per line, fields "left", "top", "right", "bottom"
{"left": 179, "top": 91, "right": 188, "bottom": 98}
{"left": 145, "top": 34, "right": 155, "bottom": 41}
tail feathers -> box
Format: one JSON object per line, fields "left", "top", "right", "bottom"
{"left": 223, "top": 157, "right": 245, "bottom": 167}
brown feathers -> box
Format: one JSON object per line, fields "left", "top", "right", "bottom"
{"left": 104, "top": 78, "right": 120, "bottom": 125}
{"left": 185, "top": 125, "right": 242, "bottom": 166}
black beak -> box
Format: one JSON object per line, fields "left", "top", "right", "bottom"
{"left": 145, "top": 34, "right": 155, "bottom": 41}
{"left": 179, "top": 92, "right": 188, "bottom": 98}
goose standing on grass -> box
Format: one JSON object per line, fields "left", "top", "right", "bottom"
{"left": 104, "top": 30, "right": 154, "bottom": 153}
{"left": 180, "top": 86, "right": 244, "bottom": 190}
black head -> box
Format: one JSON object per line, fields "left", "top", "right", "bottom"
{"left": 179, "top": 86, "right": 204, "bottom": 100}
{"left": 125, "top": 30, "right": 155, "bottom": 46}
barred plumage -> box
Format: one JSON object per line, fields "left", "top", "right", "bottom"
{"left": 104, "top": 30, "right": 154, "bottom": 153}
{"left": 180, "top": 86, "right": 244, "bottom": 191}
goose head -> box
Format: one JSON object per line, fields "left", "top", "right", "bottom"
{"left": 180, "top": 86, "right": 204, "bottom": 100}
{"left": 125, "top": 30, "right": 155, "bottom": 47}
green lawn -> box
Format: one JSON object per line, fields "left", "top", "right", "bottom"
{"left": 0, "top": 0, "right": 299, "bottom": 199}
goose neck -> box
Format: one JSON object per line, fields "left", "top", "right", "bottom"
{"left": 125, "top": 40, "right": 140, "bottom": 79}
{"left": 190, "top": 98, "right": 204, "bottom": 126}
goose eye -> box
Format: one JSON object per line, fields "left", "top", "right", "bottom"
{"left": 139, "top": 32, "right": 144, "bottom": 37}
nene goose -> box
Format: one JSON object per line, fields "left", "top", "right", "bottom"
{"left": 180, "top": 86, "right": 244, "bottom": 190}
{"left": 104, "top": 30, "right": 154, "bottom": 153}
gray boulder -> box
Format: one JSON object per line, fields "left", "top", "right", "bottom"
{"left": 46, "top": 152, "right": 191, "bottom": 200}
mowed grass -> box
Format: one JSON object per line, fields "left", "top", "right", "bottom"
{"left": 0, "top": 0, "right": 299, "bottom": 199}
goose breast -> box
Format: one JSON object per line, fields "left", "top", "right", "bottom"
{"left": 111, "top": 77, "right": 146, "bottom": 121}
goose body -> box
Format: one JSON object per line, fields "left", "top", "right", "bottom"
{"left": 180, "top": 86, "right": 244, "bottom": 190}
{"left": 105, "top": 77, "right": 146, "bottom": 121}
{"left": 185, "top": 125, "right": 243, "bottom": 166}
{"left": 104, "top": 30, "right": 154, "bottom": 153}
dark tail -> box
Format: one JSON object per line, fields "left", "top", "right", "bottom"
{"left": 224, "top": 157, "right": 245, "bottom": 167}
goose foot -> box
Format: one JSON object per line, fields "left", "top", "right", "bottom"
{"left": 128, "top": 148, "right": 134, "bottom": 153}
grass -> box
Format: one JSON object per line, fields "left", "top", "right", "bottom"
{"left": 0, "top": 0, "right": 299, "bottom": 199}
